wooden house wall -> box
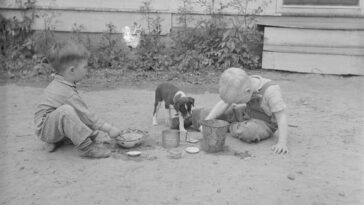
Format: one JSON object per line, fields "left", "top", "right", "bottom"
{"left": 1, "top": 0, "right": 363, "bottom": 75}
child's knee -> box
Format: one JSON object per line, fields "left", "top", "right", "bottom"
{"left": 229, "top": 120, "right": 271, "bottom": 143}
{"left": 229, "top": 122, "right": 255, "bottom": 142}
{"left": 57, "top": 104, "right": 77, "bottom": 116}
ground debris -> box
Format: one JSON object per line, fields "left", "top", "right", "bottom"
{"left": 287, "top": 173, "right": 295, "bottom": 180}
{"left": 338, "top": 192, "right": 346, "bottom": 197}
{"left": 233, "top": 151, "right": 253, "bottom": 159}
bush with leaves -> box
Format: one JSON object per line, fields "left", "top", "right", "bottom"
{"left": 169, "top": 0, "right": 266, "bottom": 71}
{"left": 169, "top": 24, "right": 217, "bottom": 72}
{"left": 30, "top": 11, "right": 59, "bottom": 57}
{"left": 88, "top": 23, "right": 129, "bottom": 70}
{"left": 0, "top": 0, "right": 58, "bottom": 78}
{"left": 134, "top": 1, "right": 170, "bottom": 71}
{"left": 134, "top": 27, "right": 171, "bottom": 71}
{"left": 216, "top": 21, "right": 263, "bottom": 69}
{"left": 0, "top": 13, "right": 36, "bottom": 76}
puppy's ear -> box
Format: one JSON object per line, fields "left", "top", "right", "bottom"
{"left": 188, "top": 97, "right": 195, "bottom": 107}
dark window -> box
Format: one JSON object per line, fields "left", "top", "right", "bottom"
{"left": 283, "top": 0, "right": 359, "bottom": 6}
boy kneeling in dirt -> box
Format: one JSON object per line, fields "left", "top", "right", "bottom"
{"left": 34, "top": 40, "right": 121, "bottom": 158}
{"left": 204, "top": 67, "right": 289, "bottom": 154}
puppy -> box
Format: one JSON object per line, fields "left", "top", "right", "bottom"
{"left": 152, "top": 83, "right": 194, "bottom": 133}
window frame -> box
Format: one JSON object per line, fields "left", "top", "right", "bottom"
{"left": 282, "top": 0, "right": 360, "bottom": 7}
{"left": 276, "top": 0, "right": 363, "bottom": 16}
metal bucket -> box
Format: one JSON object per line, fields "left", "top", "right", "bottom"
{"left": 162, "top": 129, "right": 180, "bottom": 148}
{"left": 200, "top": 119, "right": 230, "bottom": 153}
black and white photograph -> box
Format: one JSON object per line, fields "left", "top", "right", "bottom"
{"left": 0, "top": 0, "right": 363, "bottom": 204}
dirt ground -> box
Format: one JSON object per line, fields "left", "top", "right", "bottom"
{"left": 0, "top": 71, "right": 363, "bottom": 205}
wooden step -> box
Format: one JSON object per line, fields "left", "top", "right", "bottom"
{"left": 262, "top": 51, "right": 364, "bottom": 75}
{"left": 262, "top": 26, "right": 364, "bottom": 75}
{"left": 264, "top": 27, "right": 364, "bottom": 48}
{"left": 264, "top": 45, "right": 364, "bottom": 56}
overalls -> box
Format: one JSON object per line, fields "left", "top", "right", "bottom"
{"left": 218, "top": 81, "right": 278, "bottom": 143}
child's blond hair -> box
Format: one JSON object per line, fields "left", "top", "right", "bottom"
{"left": 47, "top": 40, "right": 89, "bottom": 74}
{"left": 219, "top": 67, "right": 251, "bottom": 103}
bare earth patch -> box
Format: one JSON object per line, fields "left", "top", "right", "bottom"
{"left": 0, "top": 71, "right": 363, "bottom": 205}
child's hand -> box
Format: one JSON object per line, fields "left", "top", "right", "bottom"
{"left": 108, "top": 126, "right": 122, "bottom": 138}
{"left": 180, "top": 128, "right": 187, "bottom": 133}
{"left": 271, "top": 143, "right": 288, "bottom": 154}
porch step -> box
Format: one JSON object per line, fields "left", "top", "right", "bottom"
{"left": 262, "top": 27, "right": 364, "bottom": 75}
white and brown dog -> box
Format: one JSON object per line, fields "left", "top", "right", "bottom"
{"left": 152, "top": 83, "right": 195, "bottom": 133}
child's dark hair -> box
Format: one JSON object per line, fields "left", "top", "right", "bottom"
{"left": 47, "top": 40, "right": 90, "bottom": 74}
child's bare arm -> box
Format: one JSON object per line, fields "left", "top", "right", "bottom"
{"left": 205, "top": 100, "right": 231, "bottom": 120}
{"left": 198, "top": 100, "right": 231, "bottom": 131}
{"left": 271, "top": 109, "right": 288, "bottom": 154}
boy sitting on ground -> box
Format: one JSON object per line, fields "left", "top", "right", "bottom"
{"left": 204, "top": 67, "right": 289, "bottom": 154}
{"left": 34, "top": 40, "right": 121, "bottom": 158}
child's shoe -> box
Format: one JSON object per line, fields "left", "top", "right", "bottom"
{"left": 89, "top": 130, "right": 100, "bottom": 141}
{"left": 79, "top": 142, "right": 111, "bottom": 158}
{"left": 42, "top": 140, "right": 68, "bottom": 152}
{"left": 42, "top": 142, "right": 57, "bottom": 152}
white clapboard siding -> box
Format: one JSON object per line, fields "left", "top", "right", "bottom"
{"left": 257, "top": 16, "right": 364, "bottom": 30}
{"left": 32, "top": 10, "right": 172, "bottom": 34}
{"left": 0, "top": 0, "right": 174, "bottom": 34}
{"left": 0, "top": 9, "right": 172, "bottom": 34}
{"left": 0, "top": 0, "right": 278, "bottom": 34}
{"left": 264, "top": 27, "right": 364, "bottom": 48}
{"left": 35, "top": 0, "right": 170, "bottom": 11}
{"left": 263, "top": 51, "right": 364, "bottom": 75}
{"left": 33, "top": 0, "right": 278, "bottom": 14}
{"left": 262, "top": 27, "right": 364, "bottom": 75}
{"left": 0, "top": 0, "right": 171, "bottom": 11}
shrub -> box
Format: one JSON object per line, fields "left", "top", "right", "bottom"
{"left": 134, "top": 1, "right": 170, "bottom": 71}
{"left": 0, "top": 13, "right": 35, "bottom": 74}
{"left": 88, "top": 23, "right": 129, "bottom": 70}
{"left": 1, "top": 0, "right": 267, "bottom": 80}
{"left": 169, "top": 0, "right": 266, "bottom": 71}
